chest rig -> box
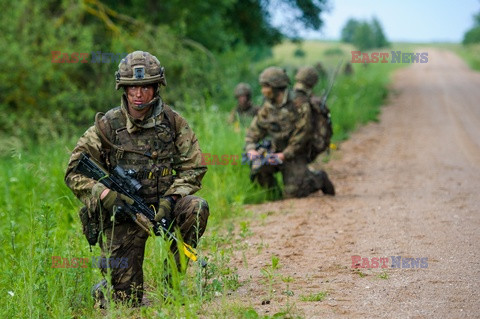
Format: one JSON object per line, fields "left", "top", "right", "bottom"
{"left": 257, "top": 98, "right": 299, "bottom": 152}
{"left": 95, "top": 105, "right": 177, "bottom": 204}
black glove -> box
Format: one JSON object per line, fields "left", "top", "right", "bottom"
{"left": 101, "top": 190, "right": 134, "bottom": 214}
{"left": 155, "top": 196, "right": 175, "bottom": 223}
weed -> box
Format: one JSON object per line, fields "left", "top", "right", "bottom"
{"left": 355, "top": 269, "right": 368, "bottom": 278}
{"left": 300, "top": 291, "right": 328, "bottom": 302}
{"left": 239, "top": 221, "right": 253, "bottom": 238}
{"left": 377, "top": 270, "right": 389, "bottom": 280}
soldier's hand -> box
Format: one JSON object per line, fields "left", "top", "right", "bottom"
{"left": 247, "top": 150, "right": 260, "bottom": 161}
{"left": 270, "top": 152, "right": 284, "bottom": 164}
{"left": 100, "top": 190, "right": 134, "bottom": 214}
{"left": 155, "top": 196, "right": 175, "bottom": 222}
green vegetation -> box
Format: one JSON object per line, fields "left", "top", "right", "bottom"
{"left": 299, "top": 291, "right": 328, "bottom": 302}
{"left": 377, "top": 270, "right": 389, "bottom": 280}
{"left": 462, "top": 10, "right": 480, "bottom": 45}
{"left": 0, "top": 0, "right": 328, "bottom": 146}
{"left": 456, "top": 44, "right": 480, "bottom": 71}
{"left": 341, "top": 17, "right": 389, "bottom": 50}
{"left": 459, "top": 9, "right": 480, "bottom": 70}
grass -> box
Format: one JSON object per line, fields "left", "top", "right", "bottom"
{"left": 299, "top": 291, "right": 328, "bottom": 302}
{"left": 0, "top": 39, "right": 406, "bottom": 318}
{"left": 377, "top": 270, "right": 389, "bottom": 280}
{"left": 454, "top": 43, "right": 480, "bottom": 71}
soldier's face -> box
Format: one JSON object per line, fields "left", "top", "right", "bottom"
{"left": 126, "top": 85, "right": 155, "bottom": 108}
{"left": 261, "top": 85, "right": 274, "bottom": 101}
{"left": 237, "top": 95, "right": 248, "bottom": 105}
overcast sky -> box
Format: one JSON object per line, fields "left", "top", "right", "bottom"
{"left": 272, "top": 0, "right": 480, "bottom": 43}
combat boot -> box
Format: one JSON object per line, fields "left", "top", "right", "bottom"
{"left": 91, "top": 279, "right": 108, "bottom": 309}
{"left": 319, "top": 171, "right": 335, "bottom": 196}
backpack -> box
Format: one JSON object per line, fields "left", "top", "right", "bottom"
{"left": 307, "top": 95, "right": 333, "bottom": 163}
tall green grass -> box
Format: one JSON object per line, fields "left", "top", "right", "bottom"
{"left": 455, "top": 43, "right": 480, "bottom": 71}
{"left": 0, "top": 40, "right": 401, "bottom": 318}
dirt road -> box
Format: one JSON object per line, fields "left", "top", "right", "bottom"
{"left": 226, "top": 49, "right": 480, "bottom": 318}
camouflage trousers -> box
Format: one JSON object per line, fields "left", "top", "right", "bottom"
{"left": 97, "top": 195, "right": 209, "bottom": 305}
{"left": 253, "top": 155, "right": 326, "bottom": 198}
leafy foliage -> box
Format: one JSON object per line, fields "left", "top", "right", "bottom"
{"left": 340, "top": 19, "right": 360, "bottom": 44}
{"left": 463, "top": 27, "right": 480, "bottom": 45}
{"left": 101, "top": 0, "right": 328, "bottom": 51}
{"left": 0, "top": 0, "right": 329, "bottom": 147}
{"left": 341, "top": 17, "right": 389, "bottom": 50}
{"left": 463, "top": 11, "right": 480, "bottom": 44}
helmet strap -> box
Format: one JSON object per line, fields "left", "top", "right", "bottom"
{"left": 132, "top": 96, "right": 160, "bottom": 111}
{"left": 122, "top": 91, "right": 160, "bottom": 111}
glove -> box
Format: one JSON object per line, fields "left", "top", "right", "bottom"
{"left": 100, "top": 190, "right": 134, "bottom": 214}
{"left": 155, "top": 196, "right": 175, "bottom": 222}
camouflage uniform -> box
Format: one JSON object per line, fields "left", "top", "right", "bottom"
{"left": 65, "top": 51, "right": 209, "bottom": 306}
{"left": 245, "top": 67, "right": 333, "bottom": 198}
{"left": 293, "top": 66, "right": 335, "bottom": 194}
{"left": 295, "top": 66, "right": 333, "bottom": 158}
{"left": 229, "top": 82, "right": 259, "bottom": 125}
{"left": 344, "top": 62, "right": 354, "bottom": 75}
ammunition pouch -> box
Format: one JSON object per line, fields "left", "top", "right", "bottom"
{"left": 78, "top": 206, "right": 101, "bottom": 246}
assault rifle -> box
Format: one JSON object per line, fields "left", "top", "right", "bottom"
{"left": 318, "top": 59, "right": 343, "bottom": 113}
{"left": 242, "top": 140, "right": 282, "bottom": 181}
{"left": 74, "top": 153, "right": 206, "bottom": 267}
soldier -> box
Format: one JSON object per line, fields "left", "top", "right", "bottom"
{"left": 245, "top": 67, "right": 335, "bottom": 198}
{"left": 344, "top": 62, "right": 354, "bottom": 75}
{"left": 294, "top": 66, "right": 335, "bottom": 182}
{"left": 229, "top": 82, "right": 259, "bottom": 125}
{"left": 65, "top": 51, "right": 209, "bottom": 307}
{"left": 314, "top": 62, "right": 328, "bottom": 81}
{"left": 294, "top": 66, "right": 320, "bottom": 100}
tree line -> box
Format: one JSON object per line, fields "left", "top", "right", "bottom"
{"left": 0, "top": 0, "right": 328, "bottom": 144}
{"left": 340, "top": 17, "right": 389, "bottom": 50}
{"left": 463, "top": 10, "right": 480, "bottom": 45}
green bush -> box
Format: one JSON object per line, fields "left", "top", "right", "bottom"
{"left": 324, "top": 47, "right": 344, "bottom": 56}
{"left": 463, "top": 26, "right": 480, "bottom": 45}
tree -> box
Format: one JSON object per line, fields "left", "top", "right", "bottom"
{"left": 353, "top": 22, "right": 375, "bottom": 51}
{"left": 341, "top": 18, "right": 360, "bottom": 43}
{"left": 371, "top": 17, "right": 389, "bottom": 48}
{"left": 102, "top": 0, "right": 329, "bottom": 51}
{"left": 341, "top": 17, "right": 389, "bottom": 50}
{"left": 463, "top": 10, "right": 480, "bottom": 45}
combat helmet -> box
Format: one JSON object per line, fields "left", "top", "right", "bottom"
{"left": 259, "top": 67, "right": 290, "bottom": 88}
{"left": 115, "top": 51, "right": 167, "bottom": 90}
{"left": 234, "top": 82, "right": 252, "bottom": 97}
{"left": 295, "top": 66, "right": 319, "bottom": 89}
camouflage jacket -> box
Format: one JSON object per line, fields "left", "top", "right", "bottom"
{"left": 244, "top": 89, "right": 312, "bottom": 161}
{"left": 65, "top": 95, "right": 207, "bottom": 213}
